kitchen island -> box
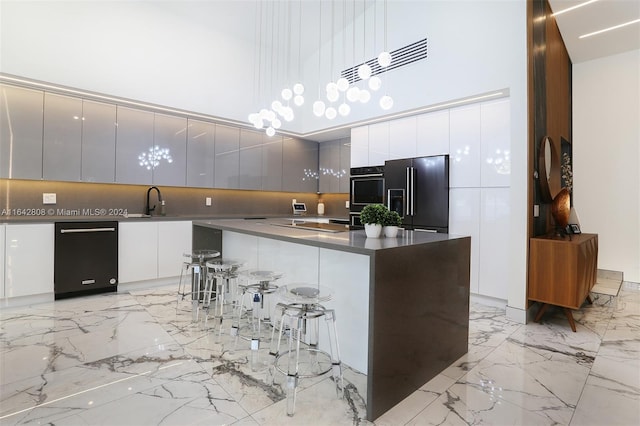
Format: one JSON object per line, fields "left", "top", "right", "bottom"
{"left": 193, "top": 218, "right": 471, "bottom": 421}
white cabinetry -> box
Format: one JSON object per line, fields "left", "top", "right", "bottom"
{"left": 449, "top": 188, "right": 480, "bottom": 294}
{"left": 4, "top": 224, "right": 54, "bottom": 298}
{"left": 158, "top": 221, "right": 192, "bottom": 278}
{"left": 480, "top": 99, "right": 511, "bottom": 187}
{"left": 119, "top": 221, "right": 192, "bottom": 283}
{"left": 350, "top": 126, "right": 369, "bottom": 167}
{"left": 389, "top": 116, "right": 417, "bottom": 160}
{"left": 417, "top": 110, "right": 449, "bottom": 157}
{"left": 449, "top": 104, "right": 481, "bottom": 188}
{"left": 479, "top": 188, "right": 510, "bottom": 298}
{"left": 368, "top": 122, "right": 390, "bottom": 166}
{"left": 0, "top": 224, "right": 5, "bottom": 299}
{"left": 119, "top": 222, "right": 158, "bottom": 283}
{"left": 349, "top": 96, "right": 511, "bottom": 302}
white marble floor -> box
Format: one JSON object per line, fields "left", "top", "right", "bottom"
{"left": 1, "top": 282, "right": 638, "bottom": 426}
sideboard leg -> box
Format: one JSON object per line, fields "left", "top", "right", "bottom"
{"left": 534, "top": 303, "right": 549, "bottom": 323}
{"left": 563, "top": 308, "right": 577, "bottom": 332}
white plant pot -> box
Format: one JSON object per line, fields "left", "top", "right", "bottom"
{"left": 383, "top": 226, "right": 399, "bottom": 238}
{"left": 364, "top": 223, "right": 382, "bottom": 238}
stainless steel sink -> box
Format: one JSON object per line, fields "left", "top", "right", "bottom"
{"left": 271, "top": 221, "right": 349, "bottom": 233}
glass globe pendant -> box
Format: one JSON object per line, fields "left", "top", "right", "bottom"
{"left": 377, "top": 51, "right": 392, "bottom": 67}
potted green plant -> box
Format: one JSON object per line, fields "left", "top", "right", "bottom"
{"left": 360, "top": 204, "right": 387, "bottom": 238}
{"left": 382, "top": 210, "right": 402, "bottom": 237}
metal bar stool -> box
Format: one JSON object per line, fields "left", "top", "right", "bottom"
{"left": 268, "top": 284, "right": 343, "bottom": 417}
{"left": 232, "top": 269, "right": 283, "bottom": 371}
{"left": 176, "top": 249, "right": 220, "bottom": 322}
{"left": 203, "top": 258, "right": 245, "bottom": 339}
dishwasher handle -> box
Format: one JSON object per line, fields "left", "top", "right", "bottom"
{"left": 60, "top": 227, "right": 116, "bottom": 234}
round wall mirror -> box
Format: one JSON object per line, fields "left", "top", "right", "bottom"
{"left": 538, "top": 136, "right": 558, "bottom": 203}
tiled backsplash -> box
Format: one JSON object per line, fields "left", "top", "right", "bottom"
{"left": 0, "top": 179, "right": 349, "bottom": 220}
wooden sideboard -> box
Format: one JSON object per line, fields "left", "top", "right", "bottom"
{"left": 528, "top": 233, "right": 598, "bottom": 331}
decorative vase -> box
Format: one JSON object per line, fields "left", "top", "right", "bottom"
{"left": 551, "top": 188, "right": 571, "bottom": 228}
{"left": 364, "top": 223, "right": 382, "bottom": 238}
{"left": 383, "top": 226, "right": 399, "bottom": 238}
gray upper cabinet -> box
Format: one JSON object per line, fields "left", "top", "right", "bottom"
{"left": 115, "top": 106, "right": 154, "bottom": 184}
{"left": 0, "top": 84, "right": 44, "bottom": 179}
{"left": 43, "top": 93, "right": 82, "bottom": 181}
{"left": 214, "top": 124, "right": 239, "bottom": 189}
{"left": 282, "top": 137, "right": 319, "bottom": 193}
{"left": 319, "top": 138, "right": 350, "bottom": 194}
{"left": 262, "top": 133, "right": 283, "bottom": 191}
{"left": 319, "top": 140, "right": 340, "bottom": 193}
{"left": 152, "top": 113, "right": 187, "bottom": 186}
{"left": 81, "top": 100, "right": 116, "bottom": 183}
{"left": 339, "top": 138, "right": 350, "bottom": 193}
{"left": 186, "top": 119, "right": 215, "bottom": 188}
{"left": 239, "top": 129, "right": 262, "bottom": 190}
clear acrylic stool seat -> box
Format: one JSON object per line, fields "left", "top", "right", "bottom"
{"left": 268, "top": 284, "right": 343, "bottom": 416}
{"left": 232, "top": 269, "right": 283, "bottom": 371}
{"left": 203, "top": 258, "right": 245, "bottom": 339}
{"left": 176, "top": 249, "right": 220, "bottom": 322}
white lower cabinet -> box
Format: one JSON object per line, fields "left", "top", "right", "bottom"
{"left": 4, "top": 224, "right": 54, "bottom": 298}
{"left": 0, "top": 224, "right": 5, "bottom": 298}
{"left": 119, "top": 222, "right": 158, "bottom": 283}
{"left": 449, "top": 189, "right": 481, "bottom": 294}
{"left": 119, "top": 220, "right": 192, "bottom": 284}
{"left": 479, "top": 188, "right": 510, "bottom": 299}
{"left": 157, "top": 221, "right": 192, "bottom": 278}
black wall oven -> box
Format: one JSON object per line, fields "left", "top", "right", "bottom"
{"left": 349, "top": 165, "right": 384, "bottom": 228}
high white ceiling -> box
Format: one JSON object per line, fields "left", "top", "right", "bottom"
{"left": 548, "top": 0, "right": 640, "bottom": 63}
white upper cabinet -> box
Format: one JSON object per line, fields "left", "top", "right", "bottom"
{"left": 350, "top": 126, "right": 369, "bottom": 167}
{"left": 417, "top": 109, "right": 449, "bottom": 157}
{"left": 389, "top": 116, "right": 417, "bottom": 160}
{"left": 480, "top": 99, "right": 511, "bottom": 187}
{"left": 43, "top": 93, "right": 83, "bottom": 181}
{"left": 368, "top": 122, "right": 390, "bottom": 166}
{"left": 449, "top": 104, "right": 481, "bottom": 188}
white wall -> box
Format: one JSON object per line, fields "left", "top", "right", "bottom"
{"left": 573, "top": 50, "right": 640, "bottom": 283}
{"left": 0, "top": 1, "right": 257, "bottom": 123}
{"left": 0, "top": 0, "right": 530, "bottom": 317}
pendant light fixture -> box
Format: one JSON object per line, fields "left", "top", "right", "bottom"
{"left": 313, "top": 0, "right": 327, "bottom": 117}
{"left": 378, "top": 0, "right": 393, "bottom": 110}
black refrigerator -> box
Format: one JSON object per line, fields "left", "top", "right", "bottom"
{"left": 384, "top": 155, "right": 449, "bottom": 232}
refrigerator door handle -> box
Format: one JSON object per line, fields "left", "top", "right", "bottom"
{"left": 405, "top": 167, "right": 411, "bottom": 216}
{"left": 410, "top": 166, "right": 415, "bottom": 215}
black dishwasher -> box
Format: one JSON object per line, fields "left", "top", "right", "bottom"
{"left": 54, "top": 221, "right": 118, "bottom": 300}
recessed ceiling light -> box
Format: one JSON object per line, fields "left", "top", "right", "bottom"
{"left": 552, "top": 0, "right": 599, "bottom": 17}
{"left": 579, "top": 18, "right": 640, "bottom": 39}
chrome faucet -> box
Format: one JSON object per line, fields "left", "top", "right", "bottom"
{"left": 145, "top": 186, "right": 163, "bottom": 216}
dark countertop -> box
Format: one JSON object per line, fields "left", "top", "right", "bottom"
{"left": 193, "top": 218, "right": 465, "bottom": 255}
{"left": 1, "top": 214, "right": 349, "bottom": 225}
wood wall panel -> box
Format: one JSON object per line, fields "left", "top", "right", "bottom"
{"left": 528, "top": 0, "right": 572, "bottom": 237}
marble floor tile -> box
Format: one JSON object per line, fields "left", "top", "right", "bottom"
{"left": 1, "top": 284, "right": 639, "bottom": 425}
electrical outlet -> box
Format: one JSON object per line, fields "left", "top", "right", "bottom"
{"left": 205, "top": 197, "right": 212, "bottom": 206}
{"left": 345, "top": 200, "right": 349, "bottom": 208}
{"left": 43, "top": 193, "right": 57, "bottom": 204}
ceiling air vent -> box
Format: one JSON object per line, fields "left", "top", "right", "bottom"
{"left": 341, "top": 37, "right": 428, "bottom": 84}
